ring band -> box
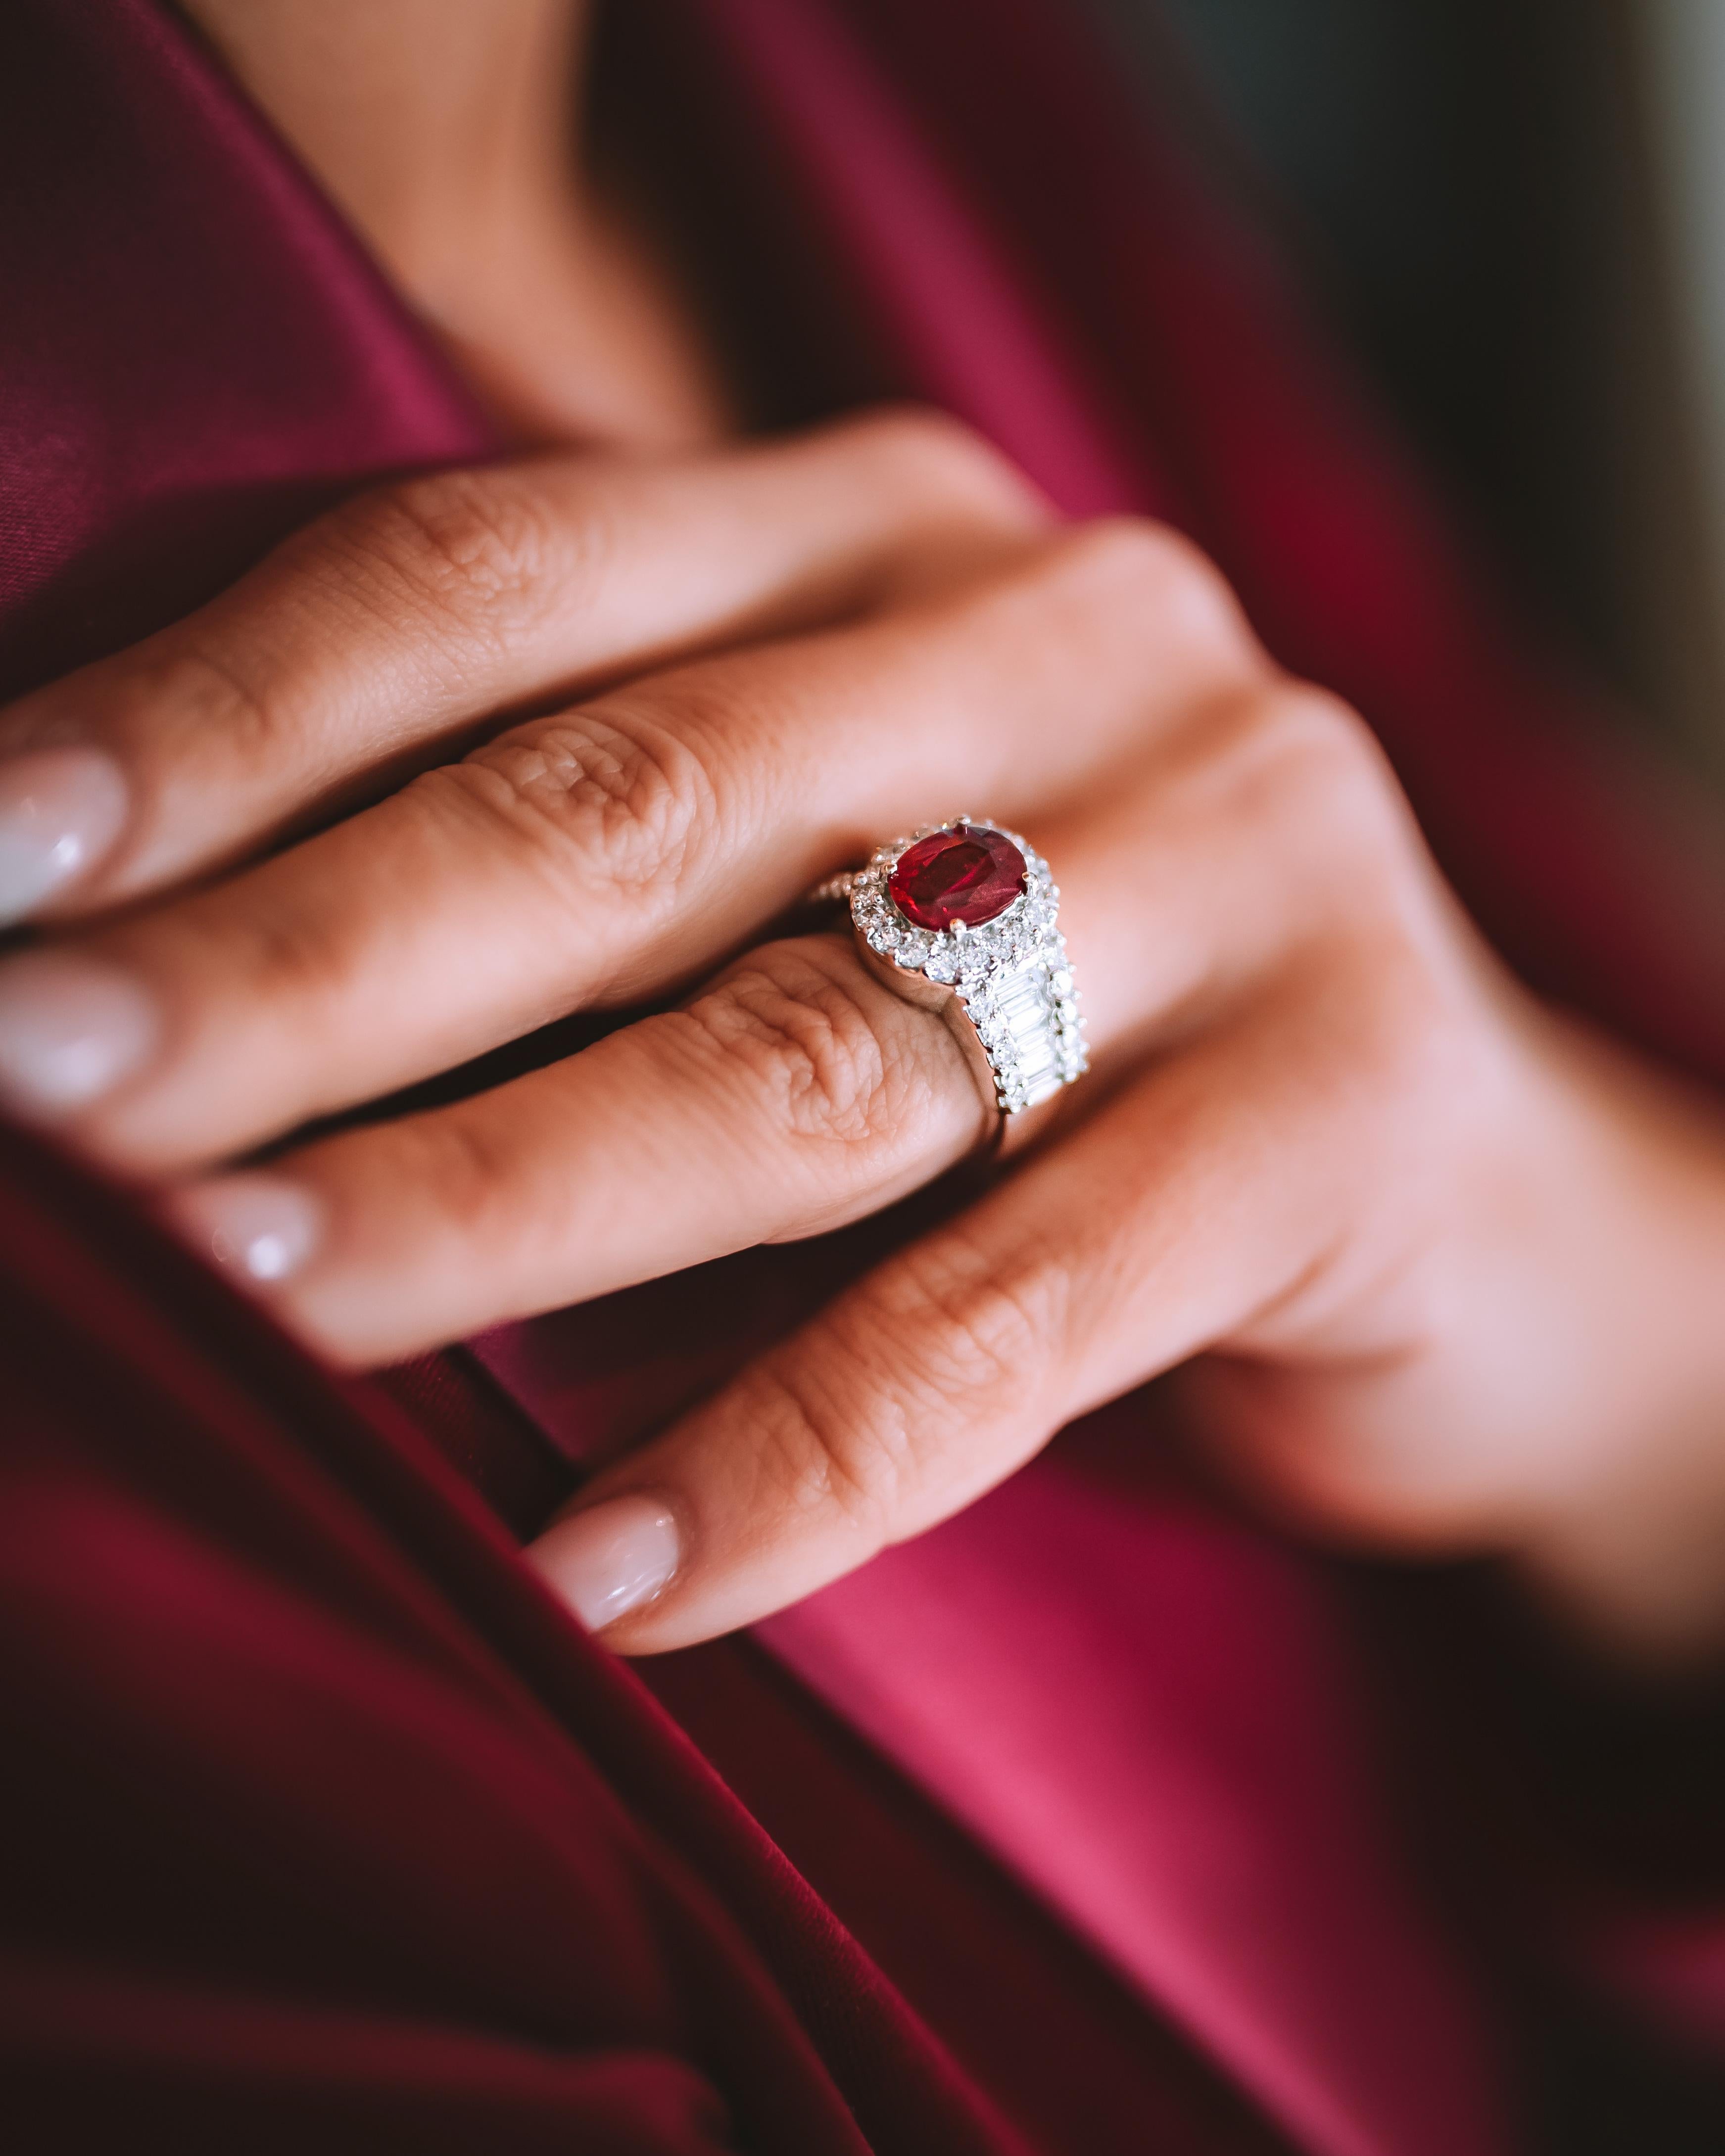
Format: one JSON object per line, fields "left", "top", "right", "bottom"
{"left": 811, "top": 818, "right": 1088, "bottom": 1118}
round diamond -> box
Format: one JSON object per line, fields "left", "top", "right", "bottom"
{"left": 888, "top": 824, "right": 1026, "bottom": 932}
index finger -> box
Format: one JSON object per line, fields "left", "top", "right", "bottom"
{"left": 0, "top": 410, "right": 1045, "bottom": 924}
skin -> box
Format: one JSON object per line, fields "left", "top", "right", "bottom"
{"left": 187, "top": 0, "right": 728, "bottom": 446}
{"left": 3, "top": 0, "right": 1725, "bottom": 1662}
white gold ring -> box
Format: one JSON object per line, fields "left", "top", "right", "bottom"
{"left": 811, "top": 818, "right": 1088, "bottom": 1121}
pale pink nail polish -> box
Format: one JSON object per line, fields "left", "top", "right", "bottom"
{"left": 526, "top": 1496, "right": 681, "bottom": 1631}
{"left": 0, "top": 748, "right": 128, "bottom": 923}
{"left": 0, "top": 953, "right": 157, "bottom": 1115}
{"left": 171, "top": 1175, "right": 324, "bottom": 1286}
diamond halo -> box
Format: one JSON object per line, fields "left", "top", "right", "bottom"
{"left": 844, "top": 817, "right": 1089, "bottom": 1116}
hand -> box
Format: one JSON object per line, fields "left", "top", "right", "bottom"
{"left": 2, "top": 411, "right": 1724, "bottom": 1657}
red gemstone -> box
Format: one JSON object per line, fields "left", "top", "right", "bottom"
{"left": 888, "top": 824, "right": 1026, "bottom": 932}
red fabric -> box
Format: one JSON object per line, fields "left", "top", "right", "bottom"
{"left": 0, "top": 6, "right": 1302, "bottom": 2152}
{"left": 4, "top": 1, "right": 1725, "bottom": 2153}
{"left": 483, "top": 2, "right": 1725, "bottom": 2148}
{"left": 0, "top": 1118, "right": 1040, "bottom": 2156}
{"left": 676, "top": 0, "right": 1725, "bottom": 1080}
{"left": 0, "top": 0, "right": 491, "bottom": 703}
{"left": 479, "top": 1283, "right": 1517, "bottom": 2156}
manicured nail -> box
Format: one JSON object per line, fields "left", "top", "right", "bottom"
{"left": 0, "top": 748, "right": 128, "bottom": 923}
{"left": 0, "top": 953, "right": 157, "bottom": 1115}
{"left": 527, "top": 1496, "right": 681, "bottom": 1631}
{"left": 171, "top": 1175, "right": 324, "bottom": 1285}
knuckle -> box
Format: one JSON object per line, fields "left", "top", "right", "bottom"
{"left": 98, "top": 643, "right": 286, "bottom": 768}
{"left": 1258, "top": 681, "right": 1378, "bottom": 771}
{"left": 871, "top": 1226, "right": 1071, "bottom": 1409}
{"left": 677, "top": 938, "right": 955, "bottom": 1151}
{"left": 954, "top": 515, "right": 1264, "bottom": 690}
{"left": 1047, "top": 515, "right": 1251, "bottom": 650}
{"left": 840, "top": 404, "right": 1049, "bottom": 529}
{"left": 748, "top": 1231, "right": 1068, "bottom": 1534}
{"left": 426, "top": 701, "right": 720, "bottom": 913}
{"left": 1333, "top": 946, "right": 1482, "bottom": 1143}
{"left": 373, "top": 1107, "right": 524, "bottom": 1243}
{"left": 1237, "top": 690, "right": 1477, "bottom": 1090}
{"left": 171, "top": 884, "right": 351, "bottom": 1022}
{"left": 743, "top": 1352, "right": 918, "bottom": 1543}
{"left": 336, "top": 466, "right": 572, "bottom": 644}
{"left": 1198, "top": 679, "right": 1394, "bottom": 846}
{"left": 1253, "top": 684, "right": 1406, "bottom": 844}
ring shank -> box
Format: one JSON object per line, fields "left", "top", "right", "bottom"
{"left": 814, "top": 818, "right": 1088, "bottom": 1129}
{"left": 854, "top": 934, "right": 1005, "bottom": 1129}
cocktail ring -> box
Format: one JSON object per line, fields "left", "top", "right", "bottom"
{"left": 808, "top": 818, "right": 1088, "bottom": 1120}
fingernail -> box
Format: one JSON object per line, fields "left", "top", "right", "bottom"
{"left": 0, "top": 953, "right": 157, "bottom": 1115}
{"left": 170, "top": 1174, "right": 325, "bottom": 1286}
{"left": 527, "top": 1496, "right": 681, "bottom": 1631}
{"left": 0, "top": 748, "right": 128, "bottom": 923}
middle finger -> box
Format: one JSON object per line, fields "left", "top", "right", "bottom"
{"left": 168, "top": 709, "right": 1311, "bottom": 1367}
{"left": 0, "top": 522, "right": 1258, "bottom": 1172}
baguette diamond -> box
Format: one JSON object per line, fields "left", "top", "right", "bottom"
{"left": 845, "top": 818, "right": 1088, "bottom": 1115}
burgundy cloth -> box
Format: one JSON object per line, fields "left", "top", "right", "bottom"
{"left": 481, "top": 2, "right": 1725, "bottom": 2150}
{"left": 4, "top": 2, "right": 1725, "bottom": 2155}
{"left": 0, "top": 0, "right": 492, "bottom": 703}
{"left": 0, "top": 1120, "right": 1041, "bottom": 2156}
{"left": 479, "top": 1290, "right": 1515, "bottom": 2156}
{"left": 0, "top": 6, "right": 1298, "bottom": 2154}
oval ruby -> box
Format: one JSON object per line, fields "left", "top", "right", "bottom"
{"left": 888, "top": 824, "right": 1026, "bottom": 932}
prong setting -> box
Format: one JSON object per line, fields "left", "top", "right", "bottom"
{"left": 847, "top": 819, "right": 1089, "bottom": 1114}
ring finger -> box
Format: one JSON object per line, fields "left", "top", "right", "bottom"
{"left": 167, "top": 721, "right": 1308, "bottom": 1366}
{"left": 0, "top": 522, "right": 1261, "bottom": 1173}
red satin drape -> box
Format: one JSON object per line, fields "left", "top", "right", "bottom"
{"left": 4, "top": 3, "right": 1725, "bottom": 2153}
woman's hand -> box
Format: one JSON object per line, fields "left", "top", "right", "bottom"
{"left": 3, "top": 411, "right": 1724, "bottom": 1657}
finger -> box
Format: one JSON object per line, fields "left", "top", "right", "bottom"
{"left": 518, "top": 705, "right": 1455, "bottom": 1649}
{"left": 0, "top": 409, "right": 1044, "bottom": 922}
{"left": 166, "top": 931, "right": 987, "bottom": 1363}
{"left": 0, "top": 520, "right": 1264, "bottom": 1171}
{"left": 162, "top": 698, "right": 1333, "bottom": 1366}
{"left": 524, "top": 971, "right": 1410, "bottom": 1651}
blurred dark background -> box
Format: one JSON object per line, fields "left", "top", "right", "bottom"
{"left": 1086, "top": 36, "right": 1725, "bottom": 2155}
{"left": 1084, "top": 0, "right": 1725, "bottom": 793}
